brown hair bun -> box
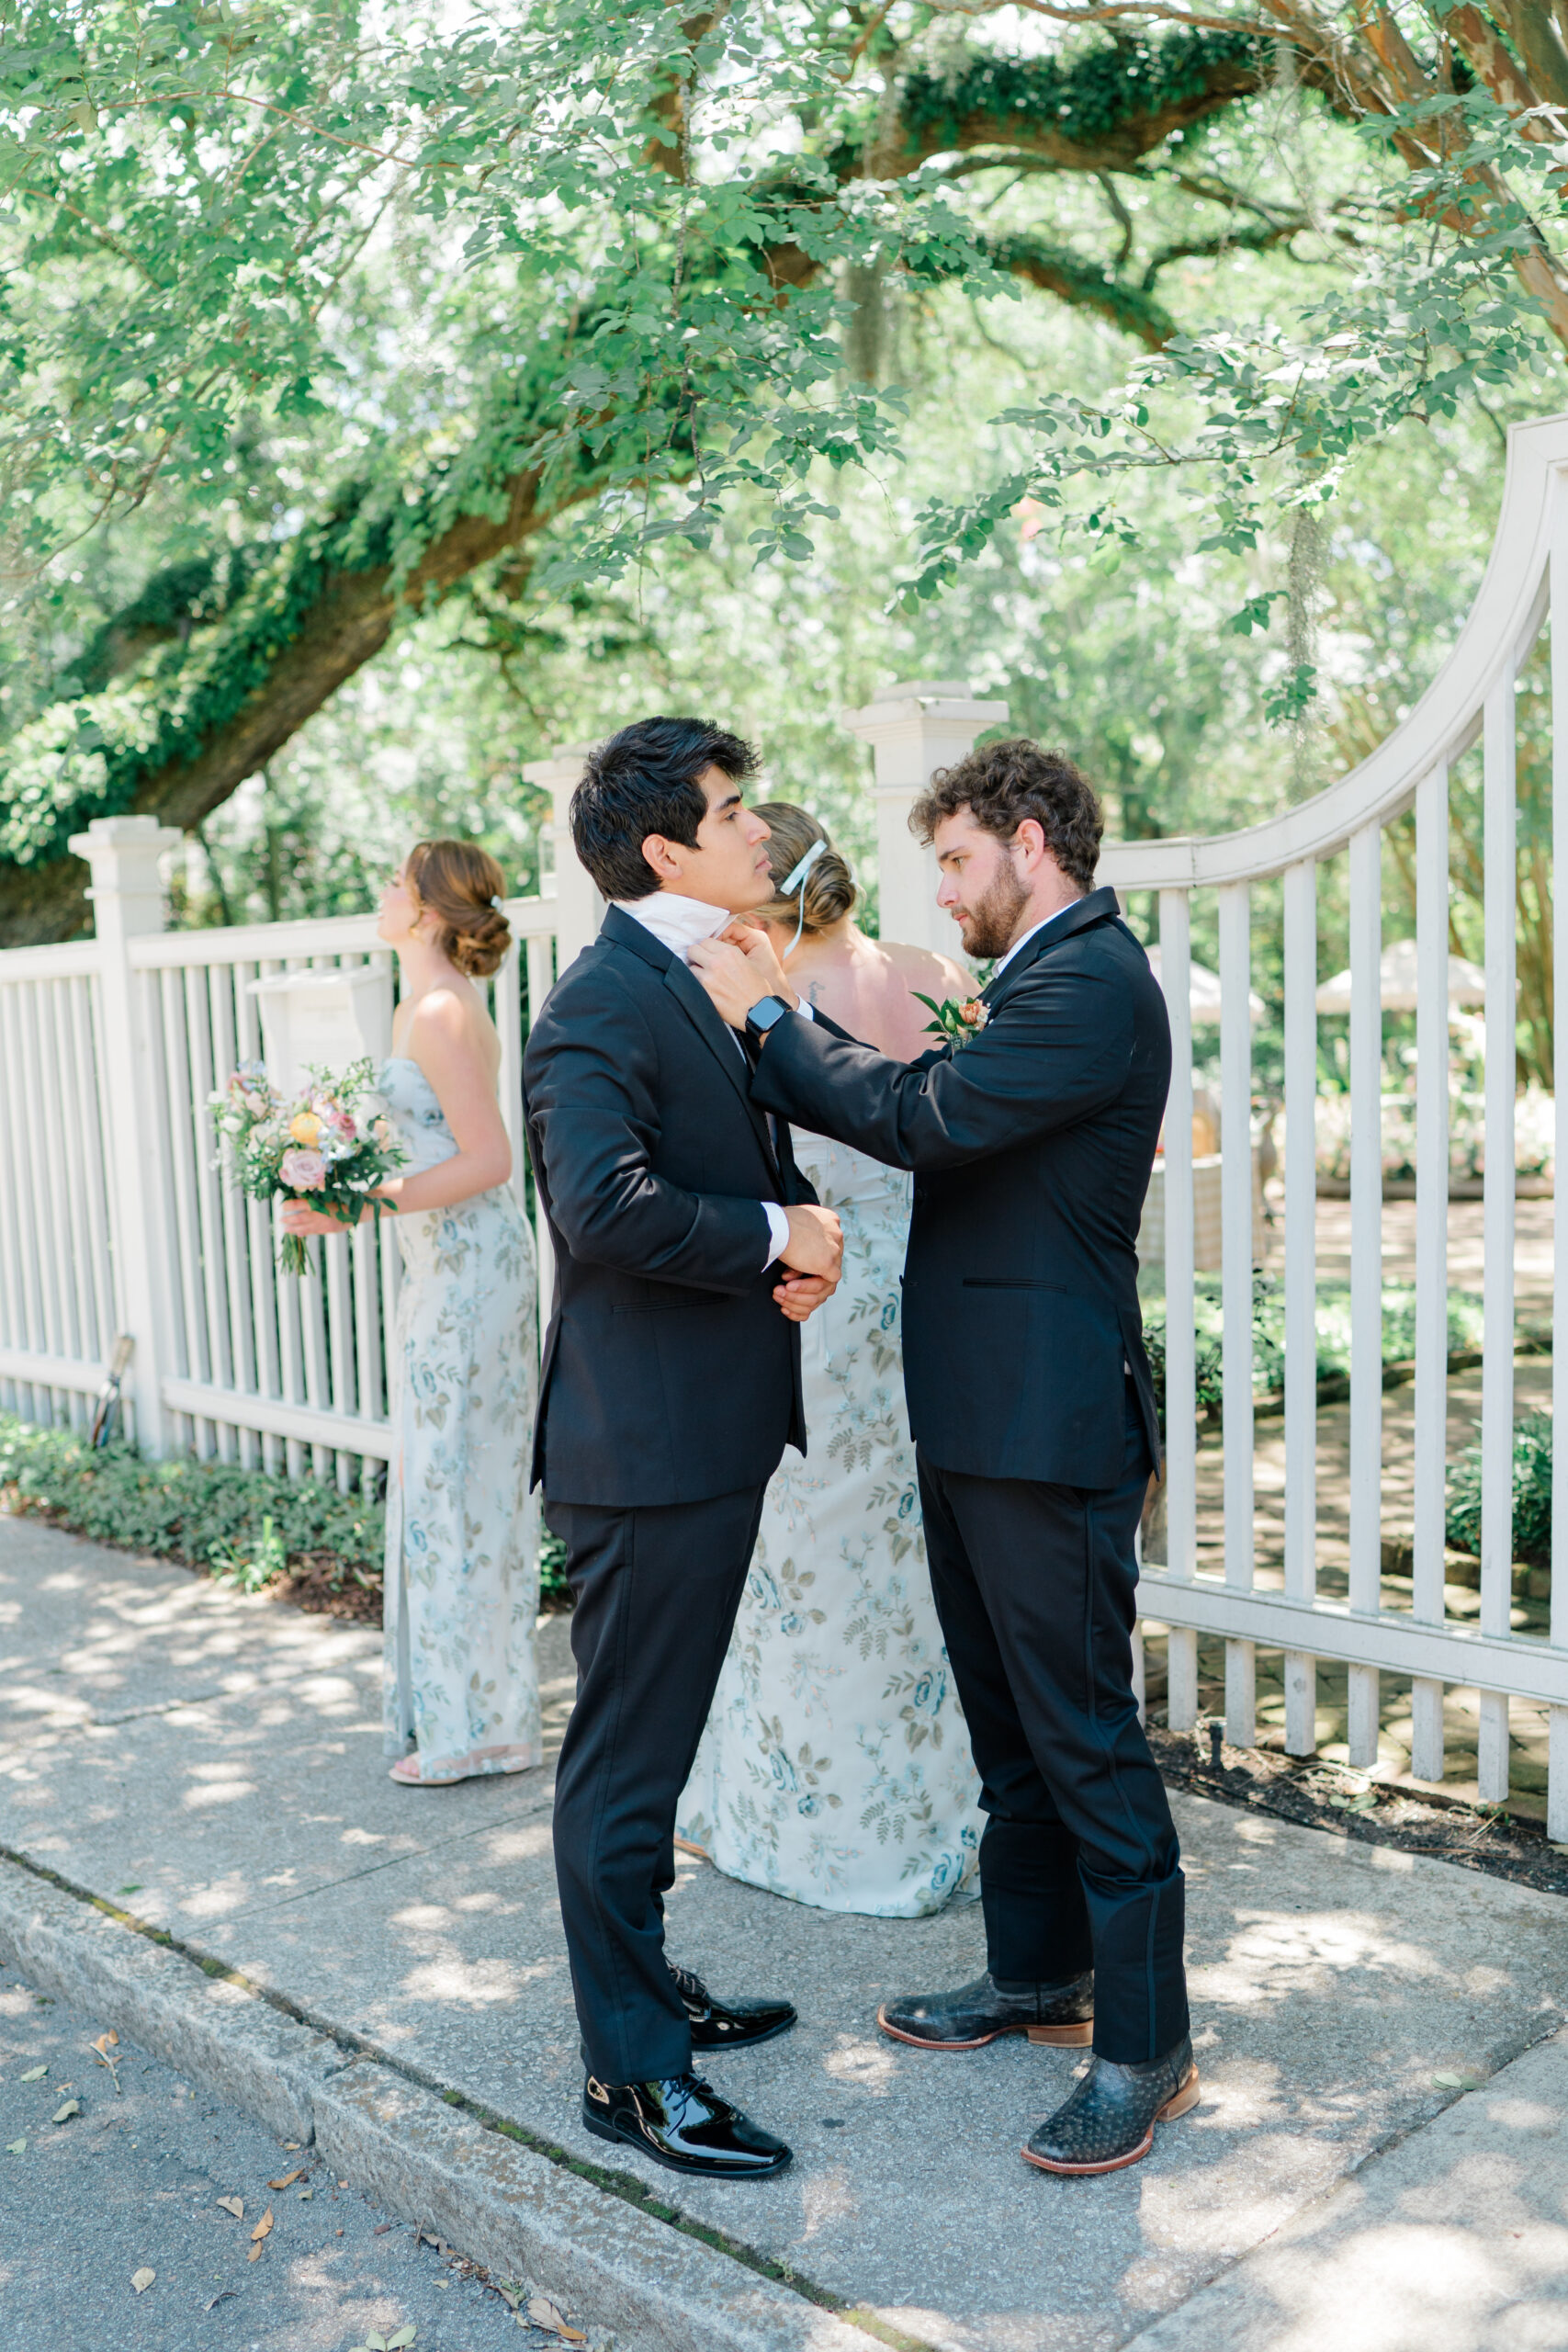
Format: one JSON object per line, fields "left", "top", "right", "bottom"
{"left": 404, "top": 839, "right": 511, "bottom": 978}
{"left": 753, "top": 802, "right": 856, "bottom": 934}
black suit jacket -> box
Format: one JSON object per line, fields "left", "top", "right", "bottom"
{"left": 750, "top": 888, "right": 1169, "bottom": 1488}
{"left": 523, "top": 905, "right": 814, "bottom": 1508}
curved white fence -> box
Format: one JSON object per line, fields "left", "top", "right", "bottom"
{"left": 1098, "top": 413, "right": 1568, "bottom": 1837}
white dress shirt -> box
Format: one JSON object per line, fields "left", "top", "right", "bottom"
{"left": 990, "top": 896, "right": 1079, "bottom": 979}
{"left": 613, "top": 891, "right": 812, "bottom": 1266}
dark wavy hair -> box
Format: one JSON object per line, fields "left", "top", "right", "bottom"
{"left": 570, "top": 716, "right": 759, "bottom": 901}
{"left": 910, "top": 739, "right": 1103, "bottom": 895}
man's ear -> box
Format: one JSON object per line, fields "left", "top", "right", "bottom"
{"left": 1013, "top": 817, "right": 1048, "bottom": 870}
{"left": 640, "top": 832, "right": 681, "bottom": 886}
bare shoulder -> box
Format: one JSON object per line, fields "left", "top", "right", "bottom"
{"left": 404, "top": 982, "right": 494, "bottom": 1061}
{"left": 876, "top": 939, "right": 972, "bottom": 999}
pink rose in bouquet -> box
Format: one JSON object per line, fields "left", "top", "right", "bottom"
{"left": 279, "top": 1147, "right": 327, "bottom": 1191}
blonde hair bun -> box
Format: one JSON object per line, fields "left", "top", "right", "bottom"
{"left": 404, "top": 838, "right": 512, "bottom": 978}
{"left": 754, "top": 801, "right": 856, "bottom": 934}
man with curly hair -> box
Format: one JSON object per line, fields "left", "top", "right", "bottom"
{"left": 688, "top": 736, "right": 1194, "bottom": 2179}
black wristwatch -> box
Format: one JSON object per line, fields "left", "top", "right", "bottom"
{"left": 745, "top": 995, "right": 794, "bottom": 1040}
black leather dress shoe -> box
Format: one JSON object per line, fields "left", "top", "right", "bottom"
{"left": 877, "top": 1970, "right": 1094, "bottom": 2052}
{"left": 582, "top": 2071, "right": 792, "bottom": 2177}
{"left": 1022, "top": 2033, "right": 1199, "bottom": 2175}
{"left": 671, "top": 1964, "right": 797, "bottom": 2052}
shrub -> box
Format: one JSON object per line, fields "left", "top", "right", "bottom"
{"left": 0, "top": 1415, "right": 569, "bottom": 1604}
{"left": 1445, "top": 1412, "right": 1553, "bottom": 1566}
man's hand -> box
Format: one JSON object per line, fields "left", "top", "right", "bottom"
{"left": 778, "top": 1203, "right": 842, "bottom": 1283}
{"left": 688, "top": 927, "right": 796, "bottom": 1028}
{"left": 773, "top": 1271, "right": 834, "bottom": 1323}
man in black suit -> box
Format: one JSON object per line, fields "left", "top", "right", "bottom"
{"left": 524, "top": 717, "right": 843, "bottom": 2181}
{"left": 689, "top": 739, "right": 1195, "bottom": 2178}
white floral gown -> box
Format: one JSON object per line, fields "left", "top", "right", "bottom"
{"left": 380, "top": 1057, "right": 541, "bottom": 1780}
{"left": 678, "top": 1137, "right": 983, "bottom": 1915}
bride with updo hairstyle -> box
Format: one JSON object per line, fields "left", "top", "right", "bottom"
{"left": 678, "top": 802, "right": 985, "bottom": 1917}
{"left": 283, "top": 837, "right": 541, "bottom": 1787}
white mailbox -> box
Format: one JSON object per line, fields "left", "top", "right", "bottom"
{"left": 246, "top": 966, "right": 393, "bottom": 1099}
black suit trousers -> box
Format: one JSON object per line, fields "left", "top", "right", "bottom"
{"left": 917, "top": 1381, "right": 1189, "bottom": 2064}
{"left": 546, "top": 1484, "right": 767, "bottom": 2086}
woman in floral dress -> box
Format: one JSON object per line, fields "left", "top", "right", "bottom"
{"left": 677, "top": 807, "right": 984, "bottom": 1913}
{"left": 284, "top": 839, "right": 540, "bottom": 1786}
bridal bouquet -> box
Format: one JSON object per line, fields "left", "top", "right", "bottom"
{"left": 211, "top": 1057, "right": 406, "bottom": 1275}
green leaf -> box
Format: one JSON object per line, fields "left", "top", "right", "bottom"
{"left": 6, "top": 2139, "right": 25, "bottom": 2154}
{"left": 18, "top": 2065, "right": 46, "bottom": 2083}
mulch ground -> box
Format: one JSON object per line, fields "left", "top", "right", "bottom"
{"left": 1149, "top": 1723, "right": 1568, "bottom": 1901}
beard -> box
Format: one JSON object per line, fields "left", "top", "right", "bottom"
{"left": 956, "top": 860, "right": 1031, "bottom": 961}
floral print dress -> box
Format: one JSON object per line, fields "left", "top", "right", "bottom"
{"left": 677, "top": 1136, "right": 982, "bottom": 1916}
{"left": 380, "top": 1057, "right": 541, "bottom": 1780}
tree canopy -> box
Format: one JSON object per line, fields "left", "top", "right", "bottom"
{"left": 3, "top": 0, "right": 1566, "bottom": 941}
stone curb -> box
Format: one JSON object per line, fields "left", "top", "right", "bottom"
{"left": 0, "top": 1854, "right": 878, "bottom": 2352}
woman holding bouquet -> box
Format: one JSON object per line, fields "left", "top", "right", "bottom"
{"left": 284, "top": 840, "right": 540, "bottom": 1787}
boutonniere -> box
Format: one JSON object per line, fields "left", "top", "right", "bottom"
{"left": 914, "top": 993, "right": 990, "bottom": 1050}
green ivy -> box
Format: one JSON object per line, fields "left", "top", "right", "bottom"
{"left": 0, "top": 1413, "right": 570, "bottom": 1603}
{"left": 893, "top": 31, "right": 1262, "bottom": 158}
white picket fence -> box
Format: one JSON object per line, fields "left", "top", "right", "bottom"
{"left": 0, "top": 417, "right": 1565, "bottom": 1833}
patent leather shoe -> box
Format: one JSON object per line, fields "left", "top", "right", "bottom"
{"left": 582, "top": 2070, "right": 792, "bottom": 2177}
{"left": 877, "top": 1969, "right": 1094, "bottom": 2051}
{"left": 671, "top": 1963, "right": 796, "bottom": 2052}
{"left": 1022, "top": 2033, "right": 1200, "bottom": 2175}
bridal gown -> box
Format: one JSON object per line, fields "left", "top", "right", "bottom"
{"left": 677, "top": 1135, "right": 983, "bottom": 1916}
{"left": 379, "top": 1057, "right": 542, "bottom": 1780}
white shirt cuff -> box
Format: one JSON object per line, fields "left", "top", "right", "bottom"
{"left": 763, "top": 1201, "right": 791, "bottom": 1267}
{"left": 795, "top": 1000, "right": 815, "bottom": 1022}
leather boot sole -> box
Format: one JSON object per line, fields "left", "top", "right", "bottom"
{"left": 582, "top": 2105, "right": 793, "bottom": 2179}
{"left": 877, "top": 2005, "right": 1093, "bottom": 2052}
{"left": 1020, "top": 2067, "right": 1201, "bottom": 2176}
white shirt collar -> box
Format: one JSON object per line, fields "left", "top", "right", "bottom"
{"left": 992, "top": 898, "right": 1081, "bottom": 978}
{"left": 612, "top": 890, "right": 735, "bottom": 965}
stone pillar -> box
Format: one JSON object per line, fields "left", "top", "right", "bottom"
{"left": 68, "top": 815, "right": 184, "bottom": 1453}
{"left": 840, "top": 679, "right": 1010, "bottom": 956}
{"left": 522, "top": 745, "right": 603, "bottom": 970}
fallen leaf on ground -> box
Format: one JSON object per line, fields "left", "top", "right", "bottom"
{"left": 268, "top": 2168, "right": 305, "bottom": 2188}
{"left": 92, "top": 2031, "right": 118, "bottom": 2055}
{"left": 216, "top": 2196, "right": 243, "bottom": 2219}
{"left": 527, "top": 2294, "right": 587, "bottom": 2343}
{"left": 6, "top": 2139, "right": 25, "bottom": 2154}
{"left": 250, "top": 2207, "right": 274, "bottom": 2247}
{"left": 204, "top": 2290, "right": 235, "bottom": 2312}
{"left": 247, "top": 2241, "right": 264, "bottom": 2262}
{"left": 299, "top": 2187, "right": 312, "bottom": 2199}
{"left": 18, "top": 2064, "right": 46, "bottom": 2082}
{"left": 51, "top": 2099, "right": 81, "bottom": 2124}
{"left": 131, "top": 2268, "right": 155, "bottom": 2294}
{"left": 495, "top": 2282, "right": 523, "bottom": 2311}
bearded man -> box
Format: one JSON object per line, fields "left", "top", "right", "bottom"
{"left": 687, "top": 738, "right": 1195, "bottom": 2178}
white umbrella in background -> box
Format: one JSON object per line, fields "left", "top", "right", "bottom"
{"left": 1145, "top": 944, "right": 1265, "bottom": 1027}
{"left": 1314, "top": 937, "right": 1488, "bottom": 1017}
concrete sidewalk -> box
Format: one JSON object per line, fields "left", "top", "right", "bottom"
{"left": 3, "top": 1515, "right": 1566, "bottom": 2352}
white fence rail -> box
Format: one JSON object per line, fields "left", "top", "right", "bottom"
{"left": 1, "top": 423, "right": 1565, "bottom": 1831}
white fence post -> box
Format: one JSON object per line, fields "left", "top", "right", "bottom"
{"left": 840, "top": 680, "right": 1009, "bottom": 950}
{"left": 68, "top": 815, "right": 184, "bottom": 1454}
{"left": 523, "top": 745, "right": 602, "bottom": 968}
